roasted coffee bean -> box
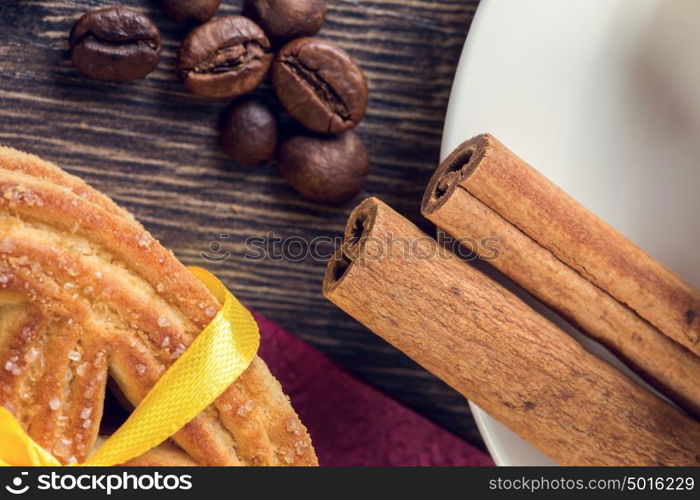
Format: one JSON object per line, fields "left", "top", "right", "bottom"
{"left": 220, "top": 97, "right": 278, "bottom": 166}
{"left": 69, "top": 7, "right": 161, "bottom": 82}
{"left": 177, "top": 16, "right": 272, "bottom": 99}
{"left": 158, "top": 0, "right": 221, "bottom": 24}
{"left": 278, "top": 131, "right": 368, "bottom": 204}
{"left": 244, "top": 0, "right": 326, "bottom": 42}
{"left": 271, "top": 38, "right": 368, "bottom": 134}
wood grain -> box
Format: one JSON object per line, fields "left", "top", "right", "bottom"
{"left": 0, "top": 0, "right": 481, "bottom": 446}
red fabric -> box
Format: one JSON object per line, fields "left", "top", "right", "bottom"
{"left": 254, "top": 311, "right": 494, "bottom": 466}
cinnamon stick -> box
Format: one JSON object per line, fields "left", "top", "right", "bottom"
{"left": 422, "top": 181, "right": 700, "bottom": 419}
{"left": 323, "top": 197, "right": 700, "bottom": 465}
{"left": 423, "top": 134, "right": 700, "bottom": 356}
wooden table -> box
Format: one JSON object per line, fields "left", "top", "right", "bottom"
{"left": 0, "top": 0, "right": 482, "bottom": 448}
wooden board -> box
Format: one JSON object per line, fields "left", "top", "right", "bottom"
{"left": 0, "top": 0, "right": 482, "bottom": 447}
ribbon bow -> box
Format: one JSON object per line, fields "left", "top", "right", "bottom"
{"left": 0, "top": 266, "right": 259, "bottom": 466}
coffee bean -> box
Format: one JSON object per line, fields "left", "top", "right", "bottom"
{"left": 69, "top": 7, "right": 161, "bottom": 82}
{"left": 244, "top": 0, "right": 326, "bottom": 42}
{"left": 221, "top": 97, "right": 278, "bottom": 166}
{"left": 271, "top": 38, "right": 368, "bottom": 134}
{"left": 278, "top": 131, "right": 368, "bottom": 204}
{"left": 158, "top": 0, "right": 221, "bottom": 24}
{"left": 177, "top": 16, "right": 272, "bottom": 99}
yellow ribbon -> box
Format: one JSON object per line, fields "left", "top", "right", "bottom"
{"left": 0, "top": 266, "right": 259, "bottom": 466}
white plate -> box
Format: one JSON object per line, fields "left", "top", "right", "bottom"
{"left": 442, "top": 0, "right": 700, "bottom": 466}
